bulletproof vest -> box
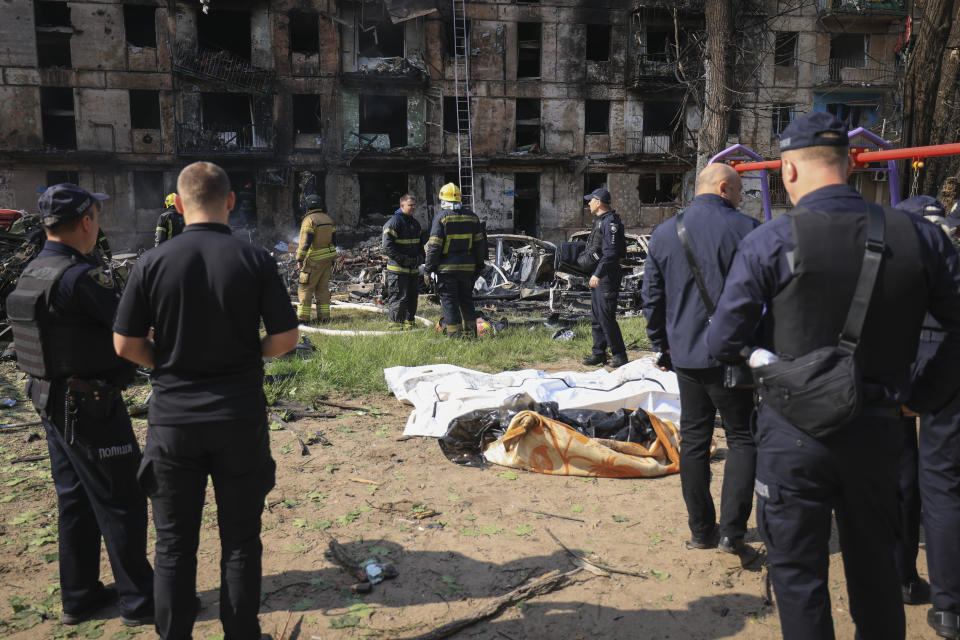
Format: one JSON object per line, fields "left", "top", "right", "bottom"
{"left": 6, "top": 254, "right": 123, "bottom": 380}
{"left": 764, "top": 206, "right": 926, "bottom": 381}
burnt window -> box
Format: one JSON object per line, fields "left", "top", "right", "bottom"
{"left": 46, "top": 170, "right": 79, "bottom": 186}
{"left": 129, "top": 90, "right": 161, "bottom": 129}
{"left": 123, "top": 5, "right": 156, "bottom": 48}
{"left": 515, "top": 98, "right": 540, "bottom": 149}
{"left": 646, "top": 30, "right": 670, "bottom": 57}
{"left": 443, "top": 96, "right": 469, "bottom": 134}
{"left": 772, "top": 103, "right": 794, "bottom": 136}
{"left": 514, "top": 173, "right": 539, "bottom": 236}
{"left": 774, "top": 32, "right": 797, "bottom": 67}
{"left": 360, "top": 94, "right": 407, "bottom": 148}
{"left": 826, "top": 102, "right": 877, "bottom": 130}
{"left": 359, "top": 173, "right": 407, "bottom": 221}
{"left": 358, "top": 21, "right": 404, "bottom": 58}
{"left": 517, "top": 22, "right": 541, "bottom": 78}
{"left": 638, "top": 173, "right": 681, "bottom": 205}
{"left": 201, "top": 92, "right": 252, "bottom": 129}
{"left": 133, "top": 171, "right": 163, "bottom": 210}
{"left": 292, "top": 94, "right": 322, "bottom": 134}
{"left": 584, "top": 173, "right": 607, "bottom": 197}
{"left": 35, "top": 2, "right": 72, "bottom": 68}
{"left": 586, "top": 24, "right": 611, "bottom": 62}
{"left": 289, "top": 12, "right": 319, "bottom": 54}
{"left": 445, "top": 18, "right": 470, "bottom": 57}
{"left": 585, "top": 100, "right": 610, "bottom": 134}
{"left": 198, "top": 10, "right": 251, "bottom": 60}
{"left": 830, "top": 33, "right": 867, "bottom": 67}
{"left": 40, "top": 87, "right": 76, "bottom": 150}
{"left": 729, "top": 106, "right": 742, "bottom": 136}
{"left": 643, "top": 101, "right": 681, "bottom": 134}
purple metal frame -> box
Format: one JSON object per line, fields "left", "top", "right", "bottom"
{"left": 707, "top": 128, "right": 900, "bottom": 221}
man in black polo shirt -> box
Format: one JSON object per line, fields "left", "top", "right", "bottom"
{"left": 113, "top": 162, "right": 299, "bottom": 640}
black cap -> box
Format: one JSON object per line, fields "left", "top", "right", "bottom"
{"left": 38, "top": 183, "right": 108, "bottom": 225}
{"left": 584, "top": 188, "right": 611, "bottom": 204}
{"left": 779, "top": 112, "right": 849, "bottom": 153}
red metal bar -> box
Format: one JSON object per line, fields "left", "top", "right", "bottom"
{"left": 733, "top": 142, "right": 960, "bottom": 173}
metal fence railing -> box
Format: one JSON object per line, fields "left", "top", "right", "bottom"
{"left": 814, "top": 57, "right": 898, "bottom": 85}
{"left": 176, "top": 123, "right": 273, "bottom": 155}
{"left": 817, "top": 0, "right": 908, "bottom": 13}
{"left": 172, "top": 43, "right": 274, "bottom": 93}
{"left": 626, "top": 132, "right": 685, "bottom": 155}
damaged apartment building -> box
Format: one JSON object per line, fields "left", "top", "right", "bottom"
{"left": 0, "top": 0, "right": 909, "bottom": 248}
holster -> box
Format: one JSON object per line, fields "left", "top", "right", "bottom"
{"left": 62, "top": 377, "right": 120, "bottom": 445}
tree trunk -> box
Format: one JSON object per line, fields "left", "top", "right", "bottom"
{"left": 902, "top": 0, "right": 956, "bottom": 194}
{"left": 696, "top": 0, "right": 734, "bottom": 171}
{"left": 923, "top": 0, "right": 960, "bottom": 195}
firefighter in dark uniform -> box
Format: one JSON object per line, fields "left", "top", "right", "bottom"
{"left": 7, "top": 183, "right": 154, "bottom": 626}
{"left": 580, "top": 188, "right": 628, "bottom": 368}
{"left": 154, "top": 193, "right": 184, "bottom": 246}
{"left": 114, "top": 162, "right": 299, "bottom": 640}
{"left": 424, "top": 183, "right": 486, "bottom": 337}
{"left": 896, "top": 195, "right": 960, "bottom": 638}
{"left": 705, "top": 112, "right": 960, "bottom": 640}
{"left": 382, "top": 194, "right": 424, "bottom": 329}
{"left": 642, "top": 164, "right": 758, "bottom": 553}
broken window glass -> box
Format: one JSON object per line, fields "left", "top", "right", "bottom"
{"left": 35, "top": 2, "right": 72, "bottom": 69}
{"left": 585, "top": 100, "right": 610, "bottom": 134}
{"left": 129, "top": 90, "right": 161, "bottom": 129}
{"left": 358, "top": 20, "right": 404, "bottom": 58}
{"left": 40, "top": 87, "right": 76, "bottom": 150}
{"left": 292, "top": 95, "right": 323, "bottom": 134}
{"left": 443, "top": 96, "right": 467, "bottom": 134}
{"left": 445, "top": 18, "right": 470, "bottom": 57}
{"left": 515, "top": 98, "right": 541, "bottom": 149}
{"left": 517, "top": 22, "right": 541, "bottom": 78}
{"left": 197, "top": 9, "right": 251, "bottom": 60}
{"left": 359, "top": 94, "right": 407, "bottom": 148}
{"left": 289, "top": 12, "right": 320, "bottom": 54}
{"left": 123, "top": 5, "right": 156, "bottom": 48}
{"left": 359, "top": 173, "right": 408, "bottom": 222}
{"left": 514, "top": 173, "right": 539, "bottom": 236}
{"left": 584, "top": 173, "right": 607, "bottom": 196}
{"left": 774, "top": 32, "right": 798, "bottom": 67}
{"left": 586, "top": 24, "right": 611, "bottom": 62}
{"left": 826, "top": 102, "right": 877, "bottom": 130}
{"left": 830, "top": 33, "right": 867, "bottom": 68}
{"left": 638, "top": 173, "right": 681, "bottom": 205}
{"left": 771, "top": 102, "right": 794, "bottom": 137}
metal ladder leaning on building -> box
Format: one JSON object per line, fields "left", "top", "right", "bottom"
{"left": 451, "top": 0, "right": 475, "bottom": 209}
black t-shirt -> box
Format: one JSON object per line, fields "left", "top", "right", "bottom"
{"left": 114, "top": 223, "right": 298, "bottom": 425}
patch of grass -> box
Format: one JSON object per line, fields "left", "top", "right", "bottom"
{"left": 265, "top": 310, "right": 648, "bottom": 400}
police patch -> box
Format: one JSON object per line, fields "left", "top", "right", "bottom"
{"left": 87, "top": 266, "right": 114, "bottom": 289}
{"left": 609, "top": 223, "right": 617, "bottom": 234}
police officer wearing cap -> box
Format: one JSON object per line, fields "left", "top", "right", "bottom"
{"left": 705, "top": 112, "right": 960, "bottom": 639}
{"left": 896, "top": 195, "right": 960, "bottom": 638}
{"left": 425, "top": 183, "right": 487, "bottom": 337}
{"left": 382, "top": 194, "right": 424, "bottom": 329}
{"left": 580, "top": 188, "right": 628, "bottom": 367}
{"left": 642, "top": 163, "right": 758, "bottom": 554}
{"left": 114, "top": 162, "right": 299, "bottom": 639}
{"left": 7, "top": 183, "right": 154, "bottom": 626}
{"left": 154, "top": 193, "right": 184, "bottom": 247}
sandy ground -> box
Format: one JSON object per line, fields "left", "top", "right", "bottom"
{"left": 0, "top": 358, "right": 936, "bottom": 640}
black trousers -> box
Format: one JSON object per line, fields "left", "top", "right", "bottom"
{"left": 915, "top": 342, "right": 960, "bottom": 614}
{"left": 437, "top": 273, "right": 477, "bottom": 336}
{"left": 42, "top": 391, "right": 153, "bottom": 618}
{"left": 674, "top": 367, "right": 756, "bottom": 539}
{"left": 386, "top": 271, "right": 419, "bottom": 325}
{"left": 138, "top": 418, "right": 276, "bottom": 640}
{"left": 590, "top": 275, "right": 625, "bottom": 356}
{"left": 895, "top": 417, "right": 921, "bottom": 586}
{"left": 755, "top": 405, "right": 905, "bottom": 640}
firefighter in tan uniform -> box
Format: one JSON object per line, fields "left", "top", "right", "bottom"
{"left": 296, "top": 195, "right": 337, "bottom": 323}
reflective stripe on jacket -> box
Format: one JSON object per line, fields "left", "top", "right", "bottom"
{"left": 297, "top": 209, "right": 336, "bottom": 263}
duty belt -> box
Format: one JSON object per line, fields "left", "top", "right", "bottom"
{"left": 64, "top": 377, "right": 117, "bottom": 445}
{"left": 920, "top": 328, "right": 946, "bottom": 343}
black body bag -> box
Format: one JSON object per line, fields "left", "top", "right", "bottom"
{"left": 752, "top": 205, "right": 885, "bottom": 438}
{"left": 675, "top": 213, "right": 753, "bottom": 389}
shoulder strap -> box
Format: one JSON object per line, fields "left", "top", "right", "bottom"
{"left": 838, "top": 203, "right": 886, "bottom": 353}
{"left": 675, "top": 213, "right": 715, "bottom": 316}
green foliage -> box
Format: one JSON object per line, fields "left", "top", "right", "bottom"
{"left": 265, "top": 311, "right": 649, "bottom": 400}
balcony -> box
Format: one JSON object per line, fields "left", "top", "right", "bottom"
{"left": 176, "top": 123, "right": 273, "bottom": 156}
{"left": 339, "top": 55, "right": 429, "bottom": 88}
{"left": 817, "top": 0, "right": 908, "bottom": 15}
{"left": 814, "top": 57, "right": 899, "bottom": 86}
{"left": 172, "top": 43, "right": 274, "bottom": 93}
{"left": 630, "top": 53, "right": 681, "bottom": 89}
{"left": 632, "top": 0, "right": 704, "bottom": 12}
{"left": 626, "top": 131, "right": 688, "bottom": 155}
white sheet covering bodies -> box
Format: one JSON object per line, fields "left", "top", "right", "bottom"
{"left": 384, "top": 357, "right": 681, "bottom": 437}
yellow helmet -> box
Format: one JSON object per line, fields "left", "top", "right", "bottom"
{"left": 439, "top": 183, "right": 462, "bottom": 203}
{"left": 164, "top": 193, "right": 177, "bottom": 208}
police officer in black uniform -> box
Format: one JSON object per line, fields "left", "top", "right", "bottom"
{"left": 642, "top": 164, "right": 758, "bottom": 553}
{"left": 7, "top": 184, "right": 154, "bottom": 626}
{"left": 896, "top": 195, "right": 960, "bottom": 638}
{"left": 382, "top": 194, "right": 424, "bottom": 329}
{"left": 706, "top": 112, "right": 960, "bottom": 640}
{"left": 580, "top": 188, "right": 628, "bottom": 368}
{"left": 425, "top": 183, "right": 487, "bottom": 337}
{"left": 114, "top": 162, "right": 299, "bottom": 640}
